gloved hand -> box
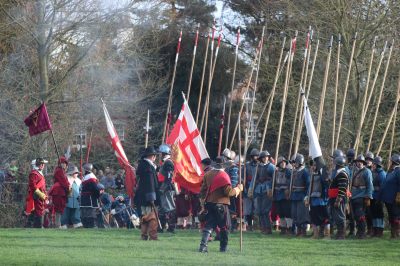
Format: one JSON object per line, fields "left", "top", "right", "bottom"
{"left": 395, "top": 192, "right": 400, "bottom": 205}
{"left": 110, "top": 209, "right": 116, "bottom": 215}
{"left": 364, "top": 198, "right": 371, "bottom": 207}
{"left": 237, "top": 184, "right": 244, "bottom": 192}
{"left": 233, "top": 186, "right": 243, "bottom": 197}
{"left": 34, "top": 189, "right": 47, "bottom": 200}
{"left": 334, "top": 197, "right": 342, "bottom": 208}
{"left": 304, "top": 196, "right": 309, "bottom": 207}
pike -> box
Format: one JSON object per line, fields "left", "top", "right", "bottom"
{"left": 335, "top": 32, "right": 358, "bottom": 149}
{"left": 85, "top": 125, "right": 93, "bottom": 163}
{"left": 186, "top": 23, "right": 200, "bottom": 103}
{"left": 275, "top": 32, "right": 297, "bottom": 162}
{"left": 376, "top": 70, "right": 400, "bottom": 155}
{"left": 228, "top": 40, "right": 262, "bottom": 149}
{"left": 387, "top": 104, "right": 397, "bottom": 169}
{"left": 202, "top": 26, "right": 222, "bottom": 143}
{"left": 225, "top": 27, "right": 240, "bottom": 149}
{"left": 162, "top": 30, "right": 182, "bottom": 143}
{"left": 144, "top": 109, "right": 151, "bottom": 148}
{"left": 331, "top": 34, "right": 342, "bottom": 155}
{"left": 354, "top": 41, "right": 388, "bottom": 153}
{"left": 195, "top": 34, "right": 210, "bottom": 125}
{"left": 316, "top": 36, "right": 334, "bottom": 138}
{"left": 217, "top": 97, "right": 226, "bottom": 156}
{"left": 288, "top": 27, "right": 311, "bottom": 158}
{"left": 367, "top": 40, "right": 394, "bottom": 151}
{"left": 237, "top": 108, "right": 243, "bottom": 251}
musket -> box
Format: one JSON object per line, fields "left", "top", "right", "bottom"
{"left": 217, "top": 97, "right": 226, "bottom": 156}
{"left": 354, "top": 41, "right": 387, "bottom": 153}
{"left": 225, "top": 27, "right": 240, "bottom": 149}
{"left": 335, "top": 32, "right": 358, "bottom": 149}
{"left": 162, "top": 30, "right": 182, "bottom": 143}
{"left": 144, "top": 109, "right": 151, "bottom": 148}
{"left": 368, "top": 40, "right": 394, "bottom": 151}
{"left": 186, "top": 23, "right": 200, "bottom": 103}
{"left": 316, "top": 35, "right": 334, "bottom": 138}
{"left": 331, "top": 34, "right": 341, "bottom": 155}
{"left": 195, "top": 33, "right": 210, "bottom": 125}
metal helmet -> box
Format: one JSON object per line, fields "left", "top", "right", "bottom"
{"left": 365, "top": 151, "right": 374, "bottom": 161}
{"left": 222, "top": 148, "right": 231, "bottom": 159}
{"left": 97, "top": 183, "right": 105, "bottom": 190}
{"left": 259, "top": 151, "right": 270, "bottom": 159}
{"left": 391, "top": 154, "right": 400, "bottom": 165}
{"left": 354, "top": 154, "right": 366, "bottom": 164}
{"left": 373, "top": 156, "right": 383, "bottom": 167}
{"left": 158, "top": 144, "right": 171, "bottom": 155}
{"left": 83, "top": 163, "right": 93, "bottom": 172}
{"left": 335, "top": 156, "right": 346, "bottom": 167}
{"left": 346, "top": 148, "right": 356, "bottom": 159}
{"left": 331, "top": 149, "right": 344, "bottom": 159}
{"left": 295, "top": 154, "right": 305, "bottom": 165}
{"left": 277, "top": 156, "right": 288, "bottom": 167}
{"left": 229, "top": 150, "right": 236, "bottom": 161}
{"left": 250, "top": 148, "right": 260, "bottom": 157}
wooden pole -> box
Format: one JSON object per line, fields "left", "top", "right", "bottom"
{"left": 162, "top": 30, "right": 182, "bottom": 143}
{"left": 238, "top": 114, "right": 243, "bottom": 252}
{"left": 85, "top": 126, "right": 93, "bottom": 163}
{"left": 316, "top": 36, "right": 333, "bottom": 138}
{"left": 354, "top": 41, "right": 388, "bottom": 153}
{"left": 288, "top": 27, "right": 311, "bottom": 158}
{"left": 335, "top": 32, "right": 358, "bottom": 149}
{"left": 376, "top": 77, "right": 400, "bottom": 155}
{"left": 225, "top": 27, "right": 240, "bottom": 149}
{"left": 367, "top": 41, "right": 393, "bottom": 151}
{"left": 387, "top": 105, "right": 397, "bottom": 169}
{"left": 217, "top": 97, "right": 226, "bottom": 156}
{"left": 331, "top": 34, "right": 342, "bottom": 155}
{"left": 186, "top": 23, "right": 200, "bottom": 103}
{"left": 195, "top": 34, "right": 210, "bottom": 125}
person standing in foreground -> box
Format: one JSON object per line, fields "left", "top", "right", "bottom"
{"left": 136, "top": 147, "right": 160, "bottom": 240}
{"left": 25, "top": 158, "right": 48, "bottom": 228}
{"left": 370, "top": 156, "right": 386, "bottom": 237}
{"left": 61, "top": 165, "right": 82, "bottom": 228}
{"left": 198, "top": 158, "right": 243, "bottom": 253}
{"left": 380, "top": 154, "right": 400, "bottom": 238}
{"left": 80, "top": 163, "right": 100, "bottom": 228}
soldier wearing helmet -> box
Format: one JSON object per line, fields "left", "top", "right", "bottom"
{"left": 289, "top": 153, "right": 310, "bottom": 237}
{"left": 365, "top": 151, "right": 374, "bottom": 170}
{"left": 328, "top": 156, "right": 350, "bottom": 239}
{"left": 224, "top": 150, "right": 240, "bottom": 232}
{"left": 350, "top": 154, "right": 373, "bottom": 239}
{"left": 80, "top": 163, "right": 100, "bottom": 228}
{"left": 272, "top": 156, "right": 292, "bottom": 235}
{"left": 157, "top": 144, "right": 176, "bottom": 233}
{"left": 370, "top": 156, "right": 386, "bottom": 237}
{"left": 243, "top": 148, "right": 259, "bottom": 231}
{"left": 380, "top": 154, "right": 400, "bottom": 238}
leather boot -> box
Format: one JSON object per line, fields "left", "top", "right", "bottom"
{"left": 33, "top": 215, "right": 44, "bottom": 228}
{"left": 199, "top": 229, "right": 212, "bottom": 253}
{"left": 367, "top": 225, "right": 373, "bottom": 237}
{"left": 219, "top": 230, "right": 228, "bottom": 252}
{"left": 375, "top": 228, "right": 383, "bottom": 238}
{"left": 279, "top": 227, "right": 286, "bottom": 235}
{"left": 318, "top": 226, "right": 324, "bottom": 238}
{"left": 335, "top": 225, "right": 345, "bottom": 240}
{"left": 149, "top": 219, "right": 158, "bottom": 240}
{"left": 395, "top": 221, "right": 400, "bottom": 238}
{"left": 390, "top": 224, "right": 396, "bottom": 238}
{"left": 141, "top": 222, "right": 149, "bottom": 240}
{"left": 324, "top": 225, "right": 331, "bottom": 239}
{"left": 55, "top": 213, "right": 62, "bottom": 228}
{"left": 357, "top": 221, "right": 366, "bottom": 239}
{"left": 312, "top": 225, "right": 318, "bottom": 239}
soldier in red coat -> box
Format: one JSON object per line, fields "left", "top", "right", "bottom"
{"left": 49, "top": 156, "right": 70, "bottom": 228}
{"left": 25, "top": 158, "right": 48, "bottom": 228}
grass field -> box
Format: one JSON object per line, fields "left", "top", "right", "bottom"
{"left": 0, "top": 228, "right": 399, "bottom": 266}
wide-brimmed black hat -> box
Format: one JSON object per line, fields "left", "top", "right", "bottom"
{"left": 35, "top": 157, "right": 48, "bottom": 166}
{"left": 143, "top": 146, "right": 159, "bottom": 157}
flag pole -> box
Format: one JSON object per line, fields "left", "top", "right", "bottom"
{"left": 195, "top": 33, "right": 210, "bottom": 125}
{"left": 186, "top": 23, "right": 200, "bottom": 103}
{"left": 354, "top": 41, "right": 388, "bottom": 153}
{"left": 50, "top": 130, "right": 60, "bottom": 162}
{"left": 85, "top": 125, "right": 93, "bottom": 163}
{"left": 237, "top": 110, "right": 243, "bottom": 252}
{"left": 367, "top": 40, "right": 393, "bottom": 151}
{"left": 288, "top": 27, "right": 311, "bottom": 158}
{"left": 217, "top": 97, "right": 226, "bottom": 156}
{"left": 335, "top": 32, "right": 358, "bottom": 149}
{"left": 225, "top": 27, "right": 240, "bottom": 149}
{"left": 162, "top": 30, "right": 182, "bottom": 143}
{"left": 316, "top": 35, "right": 333, "bottom": 138}
{"left": 331, "top": 34, "right": 342, "bottom": 155}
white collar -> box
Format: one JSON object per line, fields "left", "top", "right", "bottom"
{"left": 83, "top": 172, "right": 97, "bottom": 182}
{"left": 144, "top": 158, "right": 157, "bottom": 169}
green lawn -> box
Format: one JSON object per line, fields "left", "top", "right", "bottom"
{"left": 0, "top": 228, "right": 398, "bottom": 266}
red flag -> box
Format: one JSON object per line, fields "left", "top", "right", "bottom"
{"left": 166, "top": 99, "right": 209, "bottom": 193}
{"left": 102, "top": 102, "right": 136, "bottom": 199}
{"left": 24, "top": 103, "right": 52, "bottom": 136}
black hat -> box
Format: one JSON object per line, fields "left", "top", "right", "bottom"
{"left": 201, "top": 158, "right": 212, "bottom": 166}
{"left": 143, "top": 146, "right": 159, "bottom": 157}
{"left": 35, "top": 157, "right": 48, "bottom": 166}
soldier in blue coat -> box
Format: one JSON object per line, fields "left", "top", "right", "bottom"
{"left": 244, "top": 148, "right": 259, "bottom": 231}
{"left": 380, "top": 154, "right": 400, "bottom": 239}
{"left": 289, "top": 153, "right": 310, "bottom": 237}
{"left": 370, "top": 156, "right": 386, "bottom": 237}
{"left": 350, "top": 155, "right": 373, "bottom": 239}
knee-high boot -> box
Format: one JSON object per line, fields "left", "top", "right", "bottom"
{"left": 199, "top": 229, "right": 212, "bottom": 253}
{"left": 219, "top": 230, "right": 229, "bottom": 252}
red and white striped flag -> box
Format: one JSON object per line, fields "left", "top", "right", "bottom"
{"left": 166, "top": 99, "right": 209, "bottom": 193}
{"left": 103, "top": 102, "right": 136, "bottom": 198}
